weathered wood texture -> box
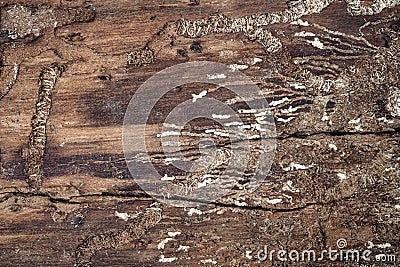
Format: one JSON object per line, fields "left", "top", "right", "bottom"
{"left": 0, "top": 0, "right": 399, "bottom": 266}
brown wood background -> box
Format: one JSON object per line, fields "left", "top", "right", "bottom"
{"left": 0, "top": 0, "right": 399, "bottom": 266}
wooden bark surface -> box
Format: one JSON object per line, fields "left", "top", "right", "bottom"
{"left": 0, "top": 0, "right": 399, "bottom": 266}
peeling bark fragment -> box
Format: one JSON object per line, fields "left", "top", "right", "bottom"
{"left": 0, "top": 4, "right": 54, "bottom": 42}
{"left": 23, "top": 63, "right": 65, "bottom": 190}
{"left": 0, "top": 4, "right": 95, "bottom": 44}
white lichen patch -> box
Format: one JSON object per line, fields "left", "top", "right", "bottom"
{"left": 159, "top": 255, "right": 177, "bottom": 263}
{"left": 348, "top": 118, "right": 361, "bottom": 124}
{"left": 207, "top": 73, "right": 227, "bottom": 80}
{"left": 219, "top": 50, "right": 236, "bottom": 58}
{"left": 291, "top": 19, "right": 310, "bottom": 26}
{"left": 289, "top": 83, "right": 307, "bottom": 90}
{"left": 354, "top": 125, "right": 363, "bottom": 131}
{"left": 281, "top": 106, "right": 300, "bottom": 114}
{"left": 161, "top": 174, "right": 176, "bottom": 181}
{"left": 177, "top": 245, "right": 190, "bottom": 252}
{"left": 252, "top": 57, "right": 263, "bottom": 64}
{"left": 337, "top": 173, "right": 347, "bottom": 181}
{"left": 376, "top": 243, "right": 392, "bottom": 249}
{"left": 270, "top": 97, "right": 289, "bottom": 107}
{"left": 115, "top": 211, "right": 130, "bottom": 221}
{"left": 234, "top": 200, "right": 248, "bottom": 206}
{"left": 329, "top": 144, "right": 338, "bottom": 151}
{"left": 249, "top": 123, "right": 265, "bottom": 132}
{"left": 230, "top": 208, "right": 242, "bottom": 213}
{"left": 212, "top": 114, "right": 231, "bottom": 119}
{"left": 224, "top": 121, "right": 243, "bottom": 127}
{"left": 255, "top": 110, "right": 270, "bottom": 117}
{"left": 165, "top": 157, "right": 180, "bottom": 164}
{"left": 238, "top": 109, "right": 257, "bottom": 114}
{"left": 282, "top": 180, "right": 300, "bottom": 193}
{"left": 200, "top": 259, "right": 217, "bottom": 265}
{"left": 197, "top": 177, "right": 214, "bottom": 188}
{"left": 188, "top": 208, "right": 203, "bottom": 216}
{"left": 307, "top": 37, "right": 324, "bottom": 49}
{"left": 168, "top": 231, "right": 181, "bottom": 237}
{"left": 295, "top": 31, "right": 316, "bottom": 37}
{"left": 246, "top": 251, "right": 253, "bottom": 259}
{"left": 157, "top": 232, "right": 181, "bottom": 252}
{"left": 282, "top": 193, "right": 293, "bottom": 202}
{"left": 114, "top": 210, "right": 142, "bottom": 221}
{"left": 192, "top": 90, "right": 208, "bottom": 103}
{"left": 267, "top": 198, "right": 283, "bottom": 205}
{"left": 283, "top": 163, "right": 312, "bottom": 171}
{"left": 321, "top": 115, "right": 330, "bottom": 122}
{"left": 348, "top": 117, "right": 363, "bottom": 131}
{"left": 157, "top": 238, "right": 174, "bottom": 250}
{"left": 228, "top": 64, "right": 248, "bottom": 72}
{"left": 367, "top": 241, "right": 392, "bottom": 249}
{"left": 162, "top": 123, "right": 184, "bottom": 130}
{"left": 255, "top": 116, "right": 269, "bottom": 124}
{"left": 277, "top": 117, "right": 296, "bottom": 123}
{"left": 377, "top": 117, "right": 394, "bottom": 124}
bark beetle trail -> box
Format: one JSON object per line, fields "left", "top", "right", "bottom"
{"left": 75, "top": 204, "right": 163, "bottom": 267}
{"left": 23, "top": 63, "right": 65, "bottom": 190}
{"left": 128, "top": 0, "right": 400, "bottom": 66}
